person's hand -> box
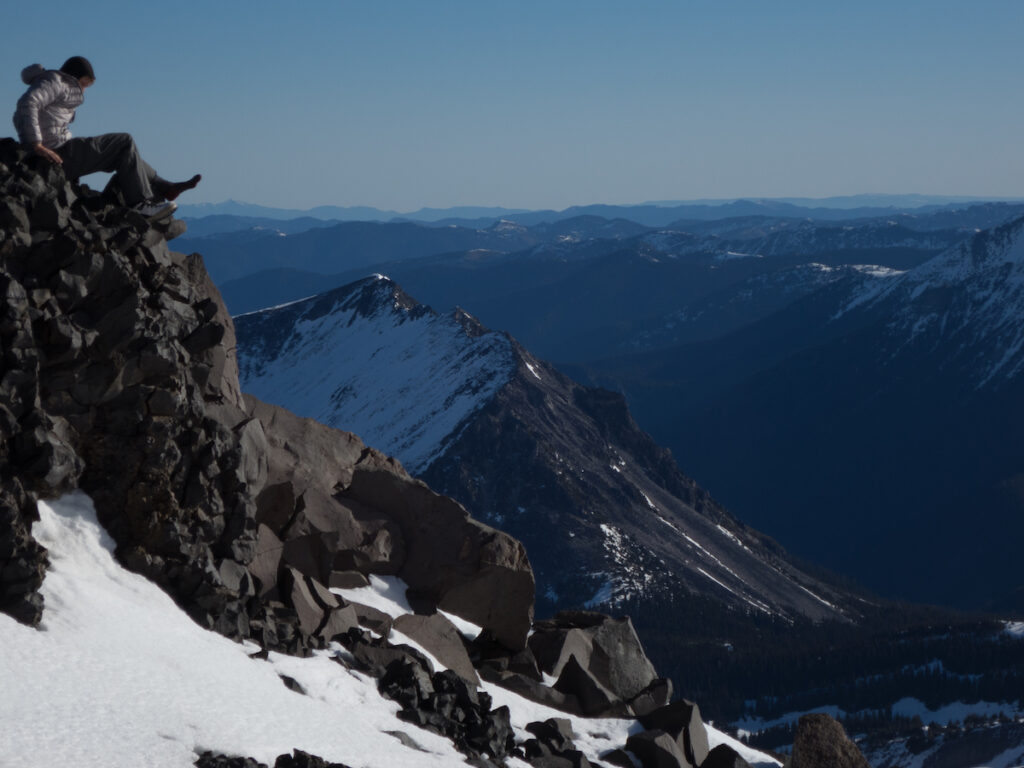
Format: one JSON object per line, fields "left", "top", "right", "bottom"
{"left": 32, "top": 143, "right": 62, "bottom": 164}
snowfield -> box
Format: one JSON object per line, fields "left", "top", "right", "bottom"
{"left": 1, "top": 493, "right": 778, "bottom": 768}
{"left": 236, "top": 276, "right": 517, "bottom": 474}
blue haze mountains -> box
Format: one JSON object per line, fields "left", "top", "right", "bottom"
{"left": 186, "top": 197, "right": 1024, "bottom": 614}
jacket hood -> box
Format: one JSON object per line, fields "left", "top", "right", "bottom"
{"left": 21, "top": 64, "right": 47, "bottom": 85}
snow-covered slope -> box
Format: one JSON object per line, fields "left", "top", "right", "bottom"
{"left": 838, "top": 214, "right": 1024, "bottom": 387}
{"left": 1, "top": 492, "right": 779, "bottom": 768}
{"left": 236, "top": 275, "right": 516, "bottom": 473}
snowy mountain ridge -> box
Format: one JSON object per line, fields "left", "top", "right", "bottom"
{"left": 236, "top": 275, "right": 517, "bottom": 473}
{"left": 837, "top": 214, "right": 1024, "bottom": 386}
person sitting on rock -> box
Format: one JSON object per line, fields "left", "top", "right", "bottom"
{"left": 12, "top": 56, "right": 201, "bottom": 222}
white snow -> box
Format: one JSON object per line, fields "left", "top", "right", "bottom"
{"left": 1006, "top": 621, "right": 1024, "bottom": 639}
{"left": 331, "top": 573, "right": 413, "bottom": 619}
{"left": 891, "top": 697, "right": 1023, "bottom": 725}
{"left": 836, "top": 219, "right": 1024, "bottom": 386}
{"left": 0, "top": 493, "right": 471, "bottom": 768}
{"left": 524, "top": 360, "right": 543, "bottom": 381}
{"left": 438, "top": 610, "right": 484, "bottom": 640}
{"left": 707, "top": 727, "right": 782, "bottom": 767}
{"left": 237, "top": 278, "right": 517, "bottom": 473}
{"left": 2, "top": 491, "right": 781, "bottom": 768}
{"left": 735, "top": 705, "right": 847, "bottom": 736}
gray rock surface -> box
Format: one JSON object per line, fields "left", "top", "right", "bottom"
{"left": 638, "top": 701, "right": 709, "bottom": 768}
{"left": 393, "top": 612, "right": 480, "bottom": 685}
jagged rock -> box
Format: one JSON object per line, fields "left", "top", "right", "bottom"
{"left": 248, "top": 524, "right": 284, "bottom": 598}
{"left": 468, "top": 629, "right": 542, "bottom": 680}
{"left": 195, "top": 752, "right": 267, "bottom": 768}
{"left": 393, "top": 612, "right": 480, "bottom": 685}
{"left": 346, "top": 599, "right": 393, "bottom": 635}
{"left": 553, "top": 655, "right": 622, "bottom": 717}
{"left": 601, "top": 748, "right": 638, "bottom": 768}
{"left": 523, "top": 718, "right": 592, "bottom": 768}
{"left": 338, "top": 628, "right": 434, "bottom": 678}
{"left": 789, "top": 714, "right": 871, "bottom": 768}
{"left": 628, "top": 677, "right": 673, "bottom": 717}
{"left": 529, "top": 611, "right": 662, "bottom": 716}
{"left": 626, "top": 730, "right": 689, "bottom": 768}
{"left": 480, "top": 666, "right": 579, "bottom": 713}
{"left": 278, "top": 674, "right": 305, "bottom": 694}
{"left": 328, "top": 570, "right": 369, "bottom": 589}
{"left": 526, "top": 718, "right": 576, "bottom": 752}
{"left": 374, "top": 652, "right": 515, "bottom": 760}
{"left": 193, "top": 750, "right": 355, "bottom": 768}
{"left": 249, "top": 394, "right": 533, "bottom": 650}
{"left": 383, "top": 730, "right": 428, "bottom": 752}
{"left": 343, "top": 461, "right": 535, "bottom": 651}
{"left": 273, "top": 749, "right": 353, "bottom": 768}
{"left": 700, "top": 744, "right": 752, "bottom": 768}
{"left": 637, "top": 701, "right": 709, "bottom": 768}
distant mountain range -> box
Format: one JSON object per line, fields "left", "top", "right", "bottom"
{"left": 178, "top": 194, "right": 1024, "bottom": 228}
{"left": 570, "top": 214, "right": 1024, "bottom": 610}
{"left": 207, "top": 201, "right": 1024, "bottom": 613}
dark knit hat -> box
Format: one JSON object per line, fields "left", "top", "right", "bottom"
{"left": 59, "top": 56, "right": 94, "bottom": 81}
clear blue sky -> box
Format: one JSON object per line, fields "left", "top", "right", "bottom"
{"left": 4, "top": 1, "right": 1023, "bottom": 211}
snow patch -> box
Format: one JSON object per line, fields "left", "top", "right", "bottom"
{"left": 891, "top": 697, "right": 1023, "bottom": 725}
{"left": 2, "top": 493, "right": 471, "bottom": 768}
{"left": 236, "top": 281, "right": 517, "bottom": 473}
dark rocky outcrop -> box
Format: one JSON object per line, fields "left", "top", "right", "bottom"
{"left": 528, "top": 611, "right": 671, "bottom": 718}
{"left": 637, "top": 701, "right": 709, "bottom": 768}
{"left": 0, "top": 137, "right": 533, "bottom": 659}
{"left": 378, "top": 655, "right": 515, "bottom": 759}
{"left": 244, "top": 394, "right": 535, "bottom": 652}
{"left": 789, "top": 714, "right": 870, "bottom": 768}
{"left": 522, "top": 718, "right": 593, "bottom": 768}
{"left": 195, "top": 750, "right": 354, "bottom": 768}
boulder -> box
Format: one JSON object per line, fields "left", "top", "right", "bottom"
{"left": 790, "top": 714, "right": 871, "bottom": 768}
{"left": 626, "top": 730, "right": 689, "bottom": 768}
{"left": 479, "top": 666, "right": 579, "bottom": 713}
{"left": 530, "top": 611, "right": 661, "bottom": 716}
{"left": 342, "top": 462, "right": 534, "bottom": 651}
{"left": 247, "top": 524, "right": 283, "bottom": 598}
{"left": 523, "top": 717, "right": 592, "bottom": 766}
{"left": 468, "top": 629, "right": 542, "bottom": 680}
{"left": 328, "top": 570, "right": 369, "bottom": 589}
{"left": 638, "top": 701, "right": 709, "bottom": 768}
{"left": 392, "top": 613, "right": 479, "bottom": 685}
{"left": 700, "top": 744, "right": 753, "bottom": 768}
{"left": 553, "top": 655, "right": 622, "bottom": 717}
{"left": 346, "top": 600, "right": 394, "bottom": 636}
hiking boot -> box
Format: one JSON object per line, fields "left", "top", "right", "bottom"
{"left": 133, "top": 199, "right": 177, "bottom": 222}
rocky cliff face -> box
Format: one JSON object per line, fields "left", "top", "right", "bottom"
{"left": 0, "top": 138, "right": 533, "bottom": 654}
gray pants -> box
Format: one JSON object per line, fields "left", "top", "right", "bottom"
{"left": 57, "top": 132, "right": 165, "bottom": 206}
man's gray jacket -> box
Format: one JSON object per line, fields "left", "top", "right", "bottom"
{"left": 13, "top": 64, "right": 84, "bottom": 148}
